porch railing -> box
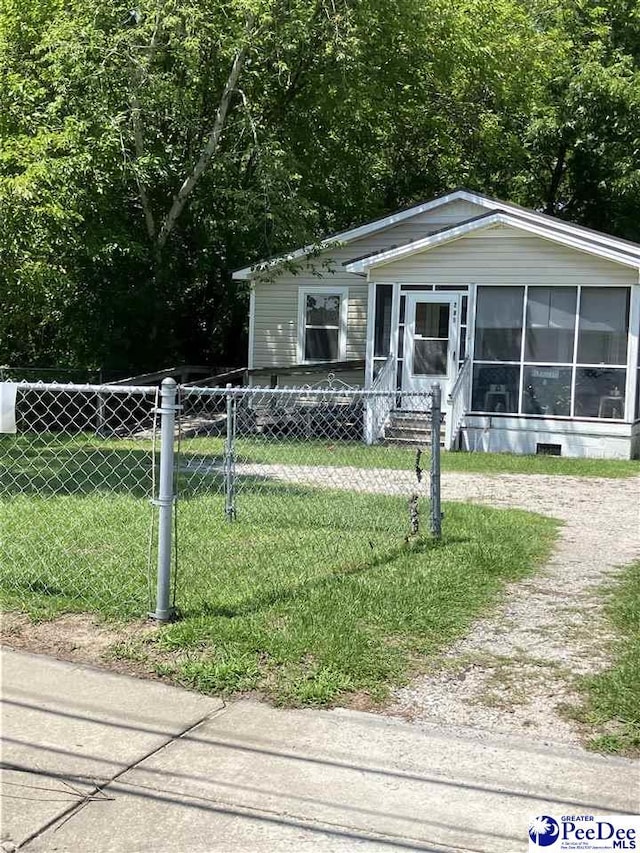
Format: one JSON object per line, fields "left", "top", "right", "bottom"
{"left": 446, "top": 356, "right": 471, "bottom": 450}
{"left": 364, "top": 353, "right": 396, "bottom": 444}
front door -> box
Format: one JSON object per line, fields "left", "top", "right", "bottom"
{"left": 402, "top": 293, "right": 459, "bottom": 409}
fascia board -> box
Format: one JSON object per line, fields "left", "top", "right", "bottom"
{"left": 345, "top": 213, "right": 640, "bottom": 273}
{"left": 461, "top": 192, "right": 640, "bottom": 261}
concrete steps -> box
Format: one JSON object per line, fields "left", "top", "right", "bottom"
{"left": 383, "top": 410, "right": 446, "bottom": 447}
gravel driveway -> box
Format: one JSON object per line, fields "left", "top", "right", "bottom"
{"left": 390, "top": 472, "right": 640, "bottom": 746}
{"left": 232, "top": 463, "right": 640, "bottom": 746}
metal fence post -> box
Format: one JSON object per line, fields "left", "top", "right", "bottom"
{"left": 151, "top": 377, "right": 178, "bottom": 621}
{"left": 430, "top": 382, "right": 442, "bottom": 539}
{"left": 224, "top": 382, "right": 236, "bottom": 520}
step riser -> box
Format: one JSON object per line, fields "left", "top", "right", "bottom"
{"left": 382, "top": 438, "right": 444, "bottom": 447}
{"left": 387, "top": 419, "right": 434, "bottom": 431}
{"left": 385, "top": 427, "right": 433, "bottom": 440}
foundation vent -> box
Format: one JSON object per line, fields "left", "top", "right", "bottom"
{"left": 536, "top": 442, "right": 562, "bottom": 456}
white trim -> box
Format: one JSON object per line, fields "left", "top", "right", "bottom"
{"left": 247, "top": 287, "right": 256, "bottom": 371}
{"left": 345, "top": 212, "right": 640, "bottom": 273}
{"left": 570, "top": 286, "right": 582, "bottom": 417}
{"left": 232, "top": 192, "right": 476, "bottom": 280}
{"left": 468, "top": 284, "right": 477, "bottom": 366}
{"left": 365, "top": 282, "right": 376, "bottom": 388}
{"left": 626, "top": 284, "right": 640, "bottom": 421}
{"left": 296, "top": 285, "right": 348, "bottom": 364}
{"left": 517, "top": 284, "right": 528, "bottom": 414}
{"left": 450, "top": 191, "right": 640, "bottom": 263}
{"left": 233, "top": 189, "right": 640, "bottom": 280}
{"left": 390, "top": 283, "right": 401, "bottom": 366}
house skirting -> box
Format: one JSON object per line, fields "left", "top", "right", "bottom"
{"left": 461, "top": 415, "right": 636, "bottom": 460}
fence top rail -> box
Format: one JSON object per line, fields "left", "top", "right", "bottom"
{"left": 181, "top": 385, "right": 437, "bottom": 399}
{"left": 4, "top": 381, "right": 159, "bottom": 396}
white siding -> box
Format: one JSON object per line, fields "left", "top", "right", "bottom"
{"left": 251, "top": 199, "right": 485, "bottom": 370}
{"left": 371, "top": 225, "right": 636, "bottom": 287}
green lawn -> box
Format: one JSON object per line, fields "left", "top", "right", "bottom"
{"left": 180, "top": 435, "right": 640, "bottom": 478}
{"left": 3, "top": 433, "right": 637, "bottom": 481}
{"left": 155, "top": 499, "right": 557, "bottom": 705}
{"left": 1, "top": 430, "right": 559, "bottom": 705}
{"left": 576, "top": 561, "right": 640, "bottom": 756}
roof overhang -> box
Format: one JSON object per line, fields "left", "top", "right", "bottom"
{"left": 344, "top": 211, "right": 640, "bottom": 276}
{"left": 233, "top": 189, "right": 640, "bottom": 280}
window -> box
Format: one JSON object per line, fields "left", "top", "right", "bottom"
{"left": 575, "top": 368, "right": 626, "bottom": 418}
{"left": 471, "top": 285, "right": 631, "bottom": 420}
{"left": 299, "top": 288, "right": 347, "bottom": 362}
{"left": 413, "top": 303, "right": 450, "bottom": 375}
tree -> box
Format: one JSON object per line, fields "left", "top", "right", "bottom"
{"left": 1, "top": 0, "right": 637, "bottom": 372}
{"left": 520, "top": 0, "right": 640, "bottom": 239}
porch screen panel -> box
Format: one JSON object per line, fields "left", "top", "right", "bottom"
{"left": 414, "top": 341, "right": 448, "bottom": 375}
{"left": 525, "top": 287, "right": 576, "bottom": 363}
{"left": 575, "top": 368, "right": 626, "bottom": 418}
{"left": 523, "top": 366, "right": 572, "bottom": 416}
{"left": 474, "top": 286, "right": 524, "bottom": 361}
{"left": 471, "top": 365, "right": 520, "bottom": 413}
{"left": 470, "top": 284, "right": 631, "bottom": 419}
{"left": 373, "top": 284, "right": 393, "bottom": 357}
{"left": 577, "top": 288, "right": 629, "bottom": 365}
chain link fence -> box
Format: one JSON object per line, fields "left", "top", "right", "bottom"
{"left": 0, "top": 383, "right": 158, "bottom": 616}
{"left": 0, "top": 380, "right": 442, "bottom": 620}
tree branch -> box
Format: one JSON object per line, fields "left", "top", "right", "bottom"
{"left": 131, "top": 93, "right": 156, "bottom": 240}
{"left": 130, "top": 2, "right": 164, "bottom": 241}
{"left": 545, "top": 142, "right": 567, "bottom": 216}
{"left": 156, "top": 29, "right": 251, "bottom": 251}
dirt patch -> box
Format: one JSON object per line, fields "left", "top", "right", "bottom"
{"left": 0, "top": 612, "right": 166, "bottom": 681}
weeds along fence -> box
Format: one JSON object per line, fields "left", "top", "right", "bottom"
{"left": 0, "top": 379, "right": 442, "bottom": 620}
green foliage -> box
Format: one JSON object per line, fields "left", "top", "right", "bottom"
{"left": 0, "top": 0, "right": 638, "bottom": 371}
{"left": 520, "top": 0, "right": 640, "bottom": 234}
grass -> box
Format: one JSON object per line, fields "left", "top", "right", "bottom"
{"left": 1, "top": 430, "right": 560, "bottom": 704}
{"left": 3, "top": 433, "right": 637, "bottom": 481}
{"left": 574, "top": 561, "right": 640, "bottom": 756}
{"left": 180, "top": 436, "right": 640, "bottom": 478}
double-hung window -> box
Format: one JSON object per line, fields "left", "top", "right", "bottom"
{"left": 298, "top": 287, "right": 348, "bottom": 362}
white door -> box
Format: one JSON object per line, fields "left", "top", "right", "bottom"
{"left": 402, "top": 293, "right": 459, "bottom": 409}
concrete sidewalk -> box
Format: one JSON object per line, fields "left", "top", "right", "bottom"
{"left": 1, "top": 648, "right": 638, "bottom": 853}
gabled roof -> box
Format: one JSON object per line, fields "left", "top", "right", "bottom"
{"left": 232, "top": 189, "right": 640, "bottom": 280}
{"left": 344, "top": 210, "right": 640, "bottom": 274}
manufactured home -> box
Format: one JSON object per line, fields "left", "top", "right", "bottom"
{"left": 233, "top": 190, "right": 640, "bottom": 459}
